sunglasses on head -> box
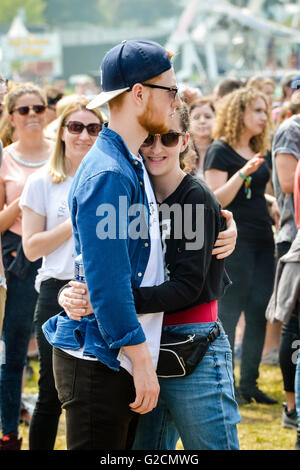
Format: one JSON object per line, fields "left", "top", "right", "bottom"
{"left": 142, "top": 131, "right": 185, "bottom": 148}
{"left": 64, "top": 121, "right": 102, "bottom": 136}
{"left": 11, "top": 105, "right": 46, "bottom": 116}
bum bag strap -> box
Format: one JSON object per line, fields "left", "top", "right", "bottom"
{"left": 207, "top": 323, "right": 221, "bottom": 344}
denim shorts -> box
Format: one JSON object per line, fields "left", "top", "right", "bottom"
{"left": 133, "top": 321, "right": 241, "bottom": 450}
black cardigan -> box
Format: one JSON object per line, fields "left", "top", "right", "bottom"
{"left": 133, "top": 174, "right": 231, "bottom": 315}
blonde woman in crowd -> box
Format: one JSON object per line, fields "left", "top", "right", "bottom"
{"left": 20, "top": 96, "right": 104, "bottom": 450}
{"left": 0, "top": 83, "right": 54, "bottom": 450}
{"left": 204, "top": 87, "right": 278, "bottom": 405}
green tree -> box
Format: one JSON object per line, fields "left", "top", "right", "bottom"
{"left": 44, "top": 0, "right": 104, "bottom": 26}
{"left": 0, "top": 0, "right": 46, "bottom": 24}
{"left": 98, "top": 0, "right": 181, "bottom": 27}
{"left": 43, "top": 0, "right": 180, "bottom": 27}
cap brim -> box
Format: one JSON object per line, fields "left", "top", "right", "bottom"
{"left": 86, "top": 87, "right": 130, "bottom": 109}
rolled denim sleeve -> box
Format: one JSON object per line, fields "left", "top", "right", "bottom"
{"left": 72, "top": 171, "right": 146, "bottom": 349}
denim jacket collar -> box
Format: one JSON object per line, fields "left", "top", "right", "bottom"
{"left": 99, "top": 123, "right": 145, "bottom": 169}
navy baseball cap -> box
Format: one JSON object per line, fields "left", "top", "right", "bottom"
{"left": 87, "top": 39, "right": 172, "bottom": 109}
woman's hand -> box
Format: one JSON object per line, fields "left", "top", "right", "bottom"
{"left": 213, "top": 210, "right": 237, "bottom": 259}
{"left": 241, "top": 152, "right": 265, "bottom": 177}
{"left": 270, "top": 198, "right": 280, "bottom": 229}
{"left": 59, "top": 281, "right": 93, "bottom": 321}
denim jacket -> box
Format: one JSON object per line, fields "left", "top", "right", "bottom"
{"left": 43, "top": 125, "right": 151, "bottom": 370}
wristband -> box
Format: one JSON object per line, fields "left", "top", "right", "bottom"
{"left": 0, "top": 274, "right": 7, "bottom": 290}
{"left": 238, "top": 172, "right": 252, "bottom": 199}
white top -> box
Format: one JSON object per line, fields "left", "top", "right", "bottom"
{"left": 20, "top": 166, "right": 74, "bottom": 292}
{"left": 117, "top": 154, "right": 164, "bottom": 374}
{"left": 63, "top": 155, "right": 165, "bottom": 371}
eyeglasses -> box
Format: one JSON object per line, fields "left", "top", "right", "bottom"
{"left": 142, "top": 132, "right": 185, "bottom": 148}
{"left": 11, "top": 105, "right": 46, "bottom": 116}
{"left": 141, "top": 83, "right": 179, "bottom": 100}
{"left": 64, "top": 121, "right": 102, "bottom": 136}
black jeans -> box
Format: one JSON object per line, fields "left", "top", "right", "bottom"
{"left": 277, "top": 241, "right": 300, "bottom": 393}
{"left": 53, "top": 347, "right": 138, "bottom": 450}
{"left": 219, "top": 237, "right": 275, "bottom": 391}
{"left": 29, "top": 278, "right": 70, "bottom": 450}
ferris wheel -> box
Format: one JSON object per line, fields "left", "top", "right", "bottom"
{"left": 166, "top": 0, "right": 300, "bottom": 87}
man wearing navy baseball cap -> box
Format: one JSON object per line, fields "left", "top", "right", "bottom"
{"left": 43, "top": 39, "right": 181, "bottom": 449}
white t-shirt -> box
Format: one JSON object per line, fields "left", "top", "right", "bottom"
{"left": 117, "top": 154, "right": 164, "bottom": 374}
{"left": 20, "top": 166, "right": 74, "bottom": 292}
{"left": 63, "top": 155, "right": 165, "bottom": 372}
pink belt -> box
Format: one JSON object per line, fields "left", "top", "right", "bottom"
{"left": 162, "top": 300, "right": 218, "bottom": 326}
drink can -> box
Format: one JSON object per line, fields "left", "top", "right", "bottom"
{"left": 74, "top": 254, "right": 85, "bottom": 283}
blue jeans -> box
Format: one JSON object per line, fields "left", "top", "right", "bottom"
{"left": 133, "top": 321, "right": 241, "bottom": 450}
{"left": 0, "top": 258, "right": 40, "bottom": 436}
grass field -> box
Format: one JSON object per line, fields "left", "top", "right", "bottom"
{"left": 19, "top": 358, "right": 297, "bottom": 451}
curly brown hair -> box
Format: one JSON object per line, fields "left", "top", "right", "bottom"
{"left": 213, "top": 87, "right": 271, "bottom": 155}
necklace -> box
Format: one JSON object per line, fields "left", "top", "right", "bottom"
{"left": 8, "top": 147, "right": 49, "bottom": 168}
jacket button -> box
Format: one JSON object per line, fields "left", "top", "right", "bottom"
{"left": 134, "top": 160, "right": 139, "bottom": 165}
{"left": 140, "top": 181, "right": 143, "bottom": 186}
{"left": 144, "top": 242, "right": 149, "bottom": 247}
{"left": 138, "top": 272, "right": 143, "bottom": 277}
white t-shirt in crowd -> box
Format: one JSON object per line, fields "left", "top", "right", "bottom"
{"left": 20, "top": 166, "right": 74, "bottom": 292}
{"left": 63, "top": 154, "right": 165, "bottom": 372}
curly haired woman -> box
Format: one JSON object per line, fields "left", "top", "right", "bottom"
{"left": 204, "top": 87, "right": 278, "bottom": 405}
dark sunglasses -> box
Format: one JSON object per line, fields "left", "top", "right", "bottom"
{"left": 142, "top": 132, "right": 185, "bottom": 148}
{"left": 64, "top": 121, "right": 102, "bottom": 136}
{"left": 11, "top": 105, "right": 46, "bottom": 116}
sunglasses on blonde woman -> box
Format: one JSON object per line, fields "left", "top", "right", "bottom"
{"left": 11, "top": 105, "right": 46, "bottom": 116}
{"left": 142, "top": 131, "right": 185, "bottom": 148}
{"left": 64, "top": 121, "right": 102, "bottom": 136}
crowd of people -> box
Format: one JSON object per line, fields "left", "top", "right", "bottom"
{"left": 0, "top": 38, "right": 299, "bottom": 451}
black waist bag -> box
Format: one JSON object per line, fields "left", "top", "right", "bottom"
{"left": 156, "top": 323, "right": 220, "bottom": 378}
